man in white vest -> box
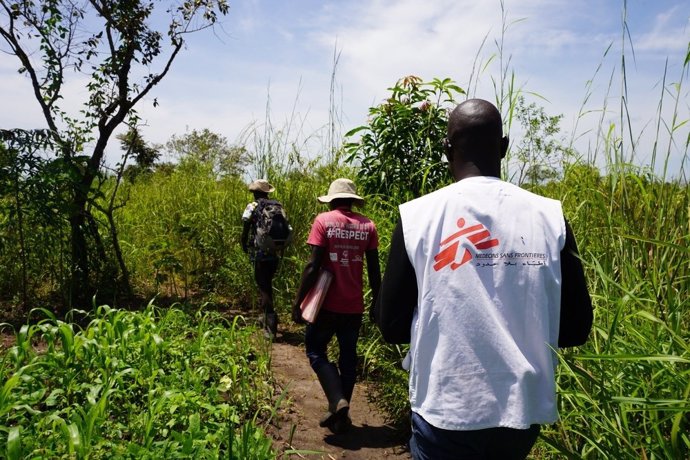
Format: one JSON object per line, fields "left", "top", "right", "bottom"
{"left": 374, "top": 99, "right": 593, "bottom": 459}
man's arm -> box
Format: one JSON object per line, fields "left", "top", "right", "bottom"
{"left": 365, "top": 248, "right": 381, "bottom": 321}
{"left": 374, "top": 218, "right": 417, "bottom": 344}
{"left": 241, "top": 220, "right": 251, "bottom": 253}
{"left": 558, "top": 219, "right": 594, "bottom": 347}
{"left": 292, "top": 245, "right": 325, "bottom": 323}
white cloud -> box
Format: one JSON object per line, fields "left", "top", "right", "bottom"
{"left": 635, "top": 5, "right": 689, "bottom": 53}
{"left": 1, "top": 0, "right": 687, "bottom": 174}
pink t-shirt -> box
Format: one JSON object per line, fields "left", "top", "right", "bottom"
{"left": 307, "top": 207, "right": 378, "bottom": 314}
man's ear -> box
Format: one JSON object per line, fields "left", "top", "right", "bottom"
{"left": 500, "top": 135, "right": 509, "bottom": 159}
{"left": 443, "top": 137, "right": 453, "bottom": 163}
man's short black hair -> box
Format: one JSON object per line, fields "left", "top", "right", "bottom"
{"left": 330, "top": 198, "right": 356, "bottom": 208}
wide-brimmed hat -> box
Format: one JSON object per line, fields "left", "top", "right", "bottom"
{"left": 318, "top": 178, "right": 364, "bottom": 205}
{"left": 247, "top": 179, "right": 275, "bottom": 193}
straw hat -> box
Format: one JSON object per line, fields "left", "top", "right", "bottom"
{"left": 318, "top": 178, "right": 364, "bottom": 205}
{"left": 247, "top": 179, "right": 275, "bottom": 193}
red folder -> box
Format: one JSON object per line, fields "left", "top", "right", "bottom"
{"left": 300, "top": 270, "right": 333, "bottom": 324}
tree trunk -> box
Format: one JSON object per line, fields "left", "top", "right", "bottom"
{"left": 69, "top": 145, "right": 104, "bottom": 310}
{"left": 69, "top": 206, "right": 90, "bottom": 309}
{"left": 86, "top": 208, "right": 108, "bottom": 269}
{"left": 12, "top": 168, "right": 29, "bottom": 309}
{"left": 107, "top": 211, "right": 132, "bottom": 297}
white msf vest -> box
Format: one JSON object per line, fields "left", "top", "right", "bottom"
{"left": 399, "top": 176, "right": 566, "bottom": 430}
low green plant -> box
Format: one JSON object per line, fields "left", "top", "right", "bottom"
{"left": 0, "top": 304, "right": 277, "bottom": 458}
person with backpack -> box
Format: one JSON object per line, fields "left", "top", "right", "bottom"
{"left": 291, "top": 178, "right": 381, "bottom": 434}
{"left": 241, "top": 179, "right": 292, "bottom": 337}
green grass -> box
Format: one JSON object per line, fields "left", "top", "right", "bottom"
{"left": 104, "top": 139, "right": 690, "bottom": 459}
{"left": 2, "top": 124, "right": 688, "bottom": 459}
{"left": 538, "top": 167, "right": 689, "bottom": 459}
{"left": 0, "top": 303, "right": 277, "bottom": 459}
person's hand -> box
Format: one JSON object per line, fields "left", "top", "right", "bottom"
{"left": 292, "top": 304, "right": 306, "bottom": 325}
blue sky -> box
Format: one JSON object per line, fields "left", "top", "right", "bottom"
{"left": 1, "top": 0, "right": 688, "bottom": 176}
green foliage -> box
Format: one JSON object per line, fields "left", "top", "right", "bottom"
{"left": 163, "top": 128, "right": 249, "bottom": 179}
{"left": 117, "top": 127, "right": 161, "bottom": 182}
{"left": 0, "top": 130, "right": 71, "bottom": 308}
{"left": 0, "top": 304, "right": 276, "bottom": 458}
{"left": 344, "top": 76, "right": 464, "bottom": 201}
{"left": 509, "top": 96, "right": 575, "bottom": 185}
{"left": 0, "top": 0, "right": 231, "bottom": 308}
{"left": 112, "top": 165, "right": 247, "bottom": 301}
{"left": 532, "top": 165, "right": 690, "bottom": 459}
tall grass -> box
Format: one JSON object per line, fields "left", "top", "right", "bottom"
{"left": 112, "top": 162, "right": 253, "bottom": 304}
{"left": 108, "top": 26, "right": 688, "bottom": 459}
{"left": 526, "top": 164, "right": 689, "bottom": 459}
{"left": 532, "top": 9, "right": 690, "bottom": 457}
{"left": 355, "top": 5, "right": 690, "bottom": 460}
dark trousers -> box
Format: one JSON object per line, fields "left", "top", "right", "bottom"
{"left": 410, "top": 412, "right": 540, "bottom": 460}
{"left": 305, "top": 310, "right": 362, "bottom": 401}
{"left": 254, "top": 257, "right": 278, "bottom": 315}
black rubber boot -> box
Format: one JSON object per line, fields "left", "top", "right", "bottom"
{"left": 316, "top": 364, "right": 349, "bottom": 430}
{"left": 265, "top": 312, "right": 278, "bottom": 337}
{"left": 332, "top": 413, "right": 352, "bottom": 433}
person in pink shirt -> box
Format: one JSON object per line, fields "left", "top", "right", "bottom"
{"left": 292, "top": 178, "right": 381, "bottom": 433}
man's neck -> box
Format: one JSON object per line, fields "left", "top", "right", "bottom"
{"left": 452, "top": 162, "right": 500, "bottom": 181}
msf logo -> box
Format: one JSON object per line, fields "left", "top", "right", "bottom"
{"left": 433, "top": 217, "right": 499, "bottom": 271}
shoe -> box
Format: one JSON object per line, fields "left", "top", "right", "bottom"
{"left": 265, "top": 312, "right": 278, "bottom": 336}
{"left": 319, "top": 400, "right": 348, "bottom": 428}
{"left": 331, "top": 413, "right": 352, "bottom": 434}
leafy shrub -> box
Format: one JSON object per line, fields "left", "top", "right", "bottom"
{"left": 344, "top": 76, "right": 464, "bottom": 202}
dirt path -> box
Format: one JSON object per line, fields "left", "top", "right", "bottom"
{"left": 268, "top": 330, "right": 411, "bottom": 459}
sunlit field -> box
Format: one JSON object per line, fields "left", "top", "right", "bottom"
{"left": 1, "top": 7, "right": 688, "bottom": 458}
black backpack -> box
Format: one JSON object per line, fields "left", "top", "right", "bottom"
{"left": 253, "top": 199, "right": 293, "bottom": 254}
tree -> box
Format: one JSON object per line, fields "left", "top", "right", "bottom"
{"left": 0, "top": 129, "right": 55, "bottom": 307}
{"left": 0, "top": 0, "right": 229, "bottom": 308}
{"left": 344, "top": 76, "right": 464, "bottom": 201}
{"left": 118, "top": 127, "right": 160, "bottom": 181}
{"left": 163, "top": 128, "right": 248, "bottom": 178}
{"left": 88, "top": 127, "right": 159, "bottom": 297}
{"left": 510, "top": 96, "right": 574, "bottom": 185}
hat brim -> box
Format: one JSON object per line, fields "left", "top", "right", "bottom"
{"left": 248, "top": 184, "right": 275, "bottom": 193}
{"left": 317, "top": 192, "right": 365, "bottom": 205}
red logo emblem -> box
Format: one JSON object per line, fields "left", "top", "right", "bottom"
{"left": 433, "top": 218, "right": 499, "bottom": 271}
